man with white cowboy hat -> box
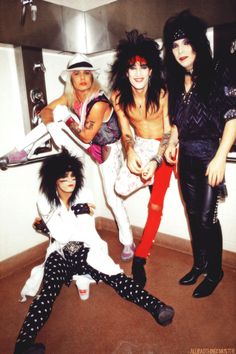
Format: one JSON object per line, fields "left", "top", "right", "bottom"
{"left": 60, "top": 53, "right": 99, "bottom": 82}
{"left": 0, "top": 53, "right": 95, "bottom": 169}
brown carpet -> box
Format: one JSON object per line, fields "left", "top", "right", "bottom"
{"left": 0, "top": 230, "right": 235, "bottom": 354}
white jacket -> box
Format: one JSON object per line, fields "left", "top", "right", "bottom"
{"left": 20, "top": 187, "right": 122, "bottom": 301}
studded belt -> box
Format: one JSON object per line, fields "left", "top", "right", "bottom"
{"left": 63, "top": 241, "right": 84, "bottom": 255}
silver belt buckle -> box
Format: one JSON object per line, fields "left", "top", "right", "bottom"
{"left": 64, "top": 242, "right": 83, "bottom": 255}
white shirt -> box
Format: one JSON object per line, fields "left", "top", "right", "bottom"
{"left": 20, "top": 187, "right": 122, "bottom": 301}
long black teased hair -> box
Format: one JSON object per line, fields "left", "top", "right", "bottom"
{"left": 163, "top": 10, "right": 214, "bottom": 121}
{"left": 39, "top": 148, "right": 84, "bottom": 206}
{"left": 110, "top": 29, "right": 166, "bottom": 116}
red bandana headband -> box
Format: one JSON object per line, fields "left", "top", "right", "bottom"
{"left": 129, "top": 55, "right": 147, "bottom": 65}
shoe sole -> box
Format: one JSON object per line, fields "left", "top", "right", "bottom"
{"left": 0, "top": 165, "right": 7, "bottom": 171}
{"left": 11, "top": 157, "right": 47, "bottom": 166}
{"left": 1, "top": 157, "right": 50, "bottom": 171}
{"left": 1, "top": 149, "right": 61, "bottom": 170}
{"left": 156, "top": 307, "right": 175, "bottom": 326}
{"left": 121, "top": 254, "right": 134, "bottom": 261}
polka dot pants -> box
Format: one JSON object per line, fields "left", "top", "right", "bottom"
{"left": 15, "top": 246, "right": 164, "bottom": 351}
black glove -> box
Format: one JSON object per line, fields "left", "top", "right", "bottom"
{"left": 33, "top": 219, "right": 50, "bottom": 237}
{"left": 71, "top": 203, "right": 90, "bottom": 216}
{"left": 132, "top": 256, "right": 147, "bottom": 288}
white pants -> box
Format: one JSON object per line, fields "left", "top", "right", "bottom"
{"left": 115, "top": 136, "right": 160, "bottom": 196}
{"left": 99, "top": 141, "right": 133, "bottom": 246}
{"left": 15, "top": 121, "right": 89, "bottom": 160}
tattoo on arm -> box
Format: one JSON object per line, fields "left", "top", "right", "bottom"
{"left": 84, "top": 120, "right": 95, "bottom": 130}
{"left": 124, "top": 134, "right": 135, "bottom": 152}
{"left": 69, "top": 121, "right": 82, "bottom": 137}
{"left": 157, "top": 132, "right": 171, "bottom": 157}
{"left": 68, "top": 119, "right": 95, "bottom": 138}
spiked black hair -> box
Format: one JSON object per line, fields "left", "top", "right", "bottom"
{"left": 163, "top": 10, "right": 214, "bottom": 121}
{"left": 39, "top": 148, "right": 84, "bottom": 206}
{"left": 110, "top": 29, "right": 166, "bottom": 116}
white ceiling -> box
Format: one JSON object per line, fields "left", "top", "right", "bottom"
{"left": 43, "top": 0, "right": 117, "bottom": 12}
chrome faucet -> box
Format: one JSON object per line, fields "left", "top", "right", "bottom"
{"left": 33, "top": 62, "right": 46, "bottom": 73}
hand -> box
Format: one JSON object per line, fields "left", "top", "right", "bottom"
{"left": 88, "top": 203, "right": 96, "bottom": 216}
{"left": 141, "top": 161, "right": 157, "bottom": 181}
{"left": 132, "top": 256, "right": 147, "bottom": 288}
{"left": 205, "top": 155, "right": 226, "bottom": 187}
{"left": 71, "top": 203, "right": 96, "bottom": 216}
{"left": 33, "top": 217, "right": 50, "bottom": 236}
{"left": 33, "top": 217, "right": 41, "bottom": 225}
{"left": 165, "top": 144, "right": 177, "bottom": 165}
{"left": 53, "top": 105, "right": 81, "bottom": 126}
{"left": 127, "top": 150, "right": 142, "bottom": 174}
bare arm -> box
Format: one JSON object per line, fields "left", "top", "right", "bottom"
{"left": 142, "top": 130, "right": 172, "bottom": 181}
{"left": 165, "top": 125, "right": 179, "bottom": 164}
{"left": 142, "top": 93, "right": 172, "bottom": 180}
{"left": 67, "top": 101, "right": 108, "bottom": 144}
{"left": 156, "top": 94, "right": 172, "bottom": 158}
{"left": 111, "top": 91, "right": 135, "bottom": 153}
{"left": 206, "top": 118, "right": 236, "bottom": 186}
{"left": 111, "top": 91, "right": 142, "bottom": 174}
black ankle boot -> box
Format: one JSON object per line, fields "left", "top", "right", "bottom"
{"left": 152, "top": 302, "right": 175, "bottom": 326}
{"left": 192, "top": 270, "right": 224, "bottom": 298}
{"left": 179, "top": 262, "right": 208, "bottom": 285}
{"left": 132, "top": 256, "right": 146, "bottom": 288}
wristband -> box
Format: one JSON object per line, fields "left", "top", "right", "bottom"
{"left": 33, "top": 219, "right": 50, "bottom": 237}
{"left": 150, "top": 155, "right": 163, "bottom": 168}
{"left": 65, "top": 116, "right": 76, "bottom": 127}
{"left": 71, "top": 203, "right": 90, "bottom": 216}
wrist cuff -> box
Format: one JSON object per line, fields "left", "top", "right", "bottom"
{"left": 150, "top": 155, "right": 163, "bottom": 168}
{"left": 65, "top": 117, "right": 75, "bottom": 127}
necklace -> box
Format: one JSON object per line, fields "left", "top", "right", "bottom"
{"left": 135, "top": 101, "right": 143, "bottom": 115}
{"left": 134, "top": 94, "right": 145, "bottom": 115}
{"left": 182, "top": 82, "right": 196, "bottom": 105}
{"left": 138, "top": 103, "right": 142, "bottom": 115}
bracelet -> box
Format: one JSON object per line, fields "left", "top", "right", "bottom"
{"left": 150, "top": 155, "right": 163, "bottom": 168}
{"left": 65, "top": 116, "right": 76, "bottom": 127}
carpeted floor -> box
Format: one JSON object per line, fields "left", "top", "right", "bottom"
{"left": 0, "top": 230, "right": 235, "bottom": 354}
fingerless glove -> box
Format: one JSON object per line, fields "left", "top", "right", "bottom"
{"left": 33, "top": 219, "right": 50, "bottom": 237}
{"left": 71, "top": 203, "right": 90, "bottom": 216}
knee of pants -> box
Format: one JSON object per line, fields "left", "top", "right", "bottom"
{"left": 199, "top": 205, "right": 216, "bottom": 230}
{"left": 148, "top": 202, "right": 163, "bottom": 215}
{"left": 44, "top": 253, "right": 67, "bottom": 282}
{"left": 114, "top": 180, "right": 125, "bottom": 196}
{"left": 200, "top": 214, "right": 214, "bottom": 231}
{"left": 104, "top": 190, "right": 121, "bottom": 209}
{"left": 186, "top": 208, "right": 198, "bottom": 220}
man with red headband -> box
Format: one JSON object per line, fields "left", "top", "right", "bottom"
{"left": 110, "top": 30, "right": 173, "bottom": 287}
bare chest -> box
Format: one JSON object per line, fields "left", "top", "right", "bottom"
{"left": 127, "top": 106, "right": 164, "bottom": 138}
{"left": 128, "top": 104, "right": 163, "bottom": 123}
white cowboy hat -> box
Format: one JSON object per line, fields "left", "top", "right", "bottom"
{"left": 60, "top": 53, "right": 99, "bottom": 82}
